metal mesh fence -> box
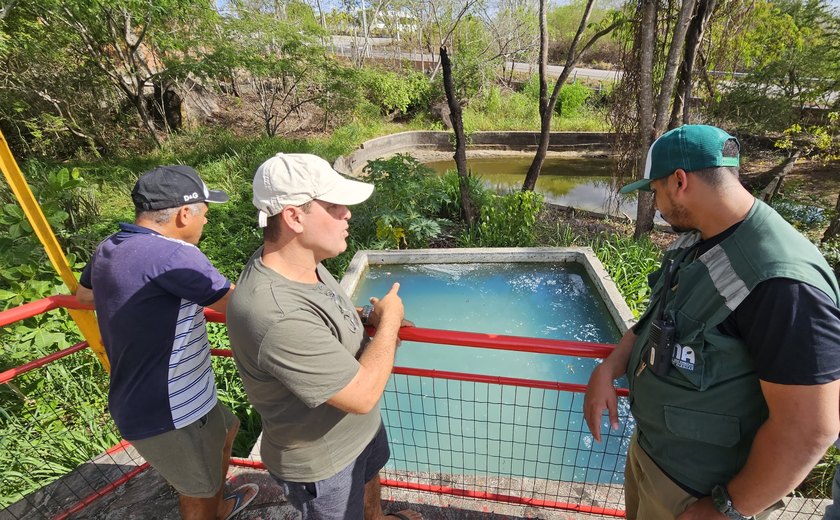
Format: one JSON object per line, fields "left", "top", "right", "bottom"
{"left": 0, "top": 345, "right": 146, "bottom": 520}
{"left": 380, "top": 371, "right": 631, "bottom": 517}
{"left": 0, "top": 315, "right": 835, "bottom": 518}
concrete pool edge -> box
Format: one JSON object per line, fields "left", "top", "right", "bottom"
{"left": 340, "top": 247, "right": 636, "bottom": 334}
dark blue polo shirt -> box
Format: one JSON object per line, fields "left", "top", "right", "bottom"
{"left": 80, "top": 223, "right": 230, "bottom": 440}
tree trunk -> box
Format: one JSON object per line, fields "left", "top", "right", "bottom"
{"left": 523, "top": 0, "right": 617, "bottom": 192}
{"left": 132, "top": 93, "right": 161, "bottom": 147}
{"left": 669, "top": 0, "right": 717, "bottom": 128}
{"left": 823, "top": 192, "right": 840, "bottom": 243}
{"left": 652, "top": 0, "right": 697, "bottom": 136}
{"left": 632, "top": 0, "right": 696, "bottom": 238}
{"left": 633, "top": 0, "right": 658, "bottom": 239}
{"left": 759, "top": 150, "right": 800, "bottom": 202}
{"left": 440, "top": 47, "right": 474, "bottom": 227}
{"left": 522, "top": 0, "right": 551, "bottom": 192}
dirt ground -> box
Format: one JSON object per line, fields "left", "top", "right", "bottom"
{"left": 740, "top": 151, "right": 840, "bottom": 209}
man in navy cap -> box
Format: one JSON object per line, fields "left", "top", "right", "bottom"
{"left": 77, "top": 165, "right": 258, "bottom": 519}
{"left": 584, "top": 126, "right": 840, "bottom": 519}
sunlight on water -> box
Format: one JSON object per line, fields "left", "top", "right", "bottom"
{"left": 352, "top": 263, "right": 633, "bottom": 484}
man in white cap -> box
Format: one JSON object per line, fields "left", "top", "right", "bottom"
{"left": 226, "top": 154, "right": 420, "bottom": 520}
{"left": 583, "top": 126, "right": 840, "bottom": 519}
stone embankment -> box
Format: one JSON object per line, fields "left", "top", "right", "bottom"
{"left": 334, "top": 131, "right": 612, "bottom": 175}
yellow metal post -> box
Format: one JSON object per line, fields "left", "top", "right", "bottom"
{"left": 0, "top": 130, "right": 110, "bottom": 371}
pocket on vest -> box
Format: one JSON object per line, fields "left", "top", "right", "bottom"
{"left": 663, "top": 405, "right": 741, "bottom": 447}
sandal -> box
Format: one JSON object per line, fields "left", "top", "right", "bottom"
{"left": 223, "top": 482, "right": 259, "bottom": 520}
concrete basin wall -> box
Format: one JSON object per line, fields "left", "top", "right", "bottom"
{"left": 341, "top": 246, "right": 635, "bottom": 333}
{"left": 334, "top": 131, "right": 612, "bottom": 175}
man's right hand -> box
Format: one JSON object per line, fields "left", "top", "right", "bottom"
{"left": 328, "top": 282, "right": 405, "bottom": 415}
{"left": 368, "top": 283, "right": 404, "bottom": 327}
{"left": 584, "top": 363, "right": 620, "bottom": 443}
{"left": 583, "top": 329, "right": 636, "bottom": 442}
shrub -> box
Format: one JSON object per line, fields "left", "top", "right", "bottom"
{"left": 357, "top": 68, "right": 432, "bottom": 116}
{"left": 519, "top": 76, "right": 596, "bottom": 119}
{"left": 556, "top": 82, "right": 593, "bottom": 118}
{"left": 354, "top": 155, "right": 452, "bottom": 249}
{"left": 461, "top": 190, "right": 544, "bottom": 247}
{"left": 464, "top": 88, "right": 540, "bottom": 131}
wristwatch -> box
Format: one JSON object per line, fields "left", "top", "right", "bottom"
{"left": 711, "top": 484, "right": 753, "bottom": 520}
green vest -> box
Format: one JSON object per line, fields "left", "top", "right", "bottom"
{"left": 627, "top": 199, "right": 839, "bottom": 494}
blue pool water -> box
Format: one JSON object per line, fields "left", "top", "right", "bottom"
{"left": 351, "top": 262, "right": 633, "bottom": 484}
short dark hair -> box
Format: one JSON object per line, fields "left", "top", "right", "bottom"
{"left": 722, "top": 138, "right": 739, "bottom": 158}
{"left": 263, "top": 200, "right": 313, "bottom": 242}
{"left": 690, "top": 138, "right": 739, "bottom": 188}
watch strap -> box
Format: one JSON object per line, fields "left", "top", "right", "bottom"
{"left": 711, "top": 484, "right": 752, "bottom": 520}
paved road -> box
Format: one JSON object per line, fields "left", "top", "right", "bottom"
{"left": 329, "top": 35, "right": 622, "bottom": 83}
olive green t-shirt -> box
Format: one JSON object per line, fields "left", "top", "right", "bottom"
{"left": 227, "top": 248, "right": 381, "bottom": 481}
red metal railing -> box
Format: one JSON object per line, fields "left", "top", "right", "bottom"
{"left": 3, "top": 295, "right": 829, "bottom": 519}
{"left": 2, "top": 294, "right": 633, "bottom": 519}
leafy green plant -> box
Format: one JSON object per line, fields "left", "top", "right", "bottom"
{"left": 556, "top": 82, "right": 593, "bottom": 118}
{"left": 357, "top": 68, "right": 432, "bottom": 116}
{"left": 590, "top": 233, "right": 661, "bottom": 317}
{"left": 356, "top": 154, "right": 452, "bottom": 249}
{"left": 461, "top": 190, "right": 544, "bottom": 247}
{"left": 0, "top": 321, "right": 117, "bottom": 508}
{"left": 770, "top": 198, "right": 828, "bottom": 231}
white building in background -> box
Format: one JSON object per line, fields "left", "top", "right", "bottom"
{"left": 353, "top": 5, "right": 417, "bottom": 40}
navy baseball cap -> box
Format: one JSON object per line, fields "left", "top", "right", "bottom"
{"left": 620, "top": 125, "right": 740, "bottom": 194}
{"left": 131, "top": 165, "right": 229, "bottom": 210}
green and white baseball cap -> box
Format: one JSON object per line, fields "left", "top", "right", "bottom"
{"left": 620, "top": 125, "right": 740, "bottom": 194}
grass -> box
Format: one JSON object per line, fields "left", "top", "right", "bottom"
{"left": 461, "top": 87, "right": 610, "bottom": 133}
{"left": 4, "top": 107, "right": 839, "bottom": 507}
{"left": 0, "top": 337, "right": 118, "bottom": 508}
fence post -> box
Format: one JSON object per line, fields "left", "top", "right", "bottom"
{"left": 0, "top": 129, "right": 110, "bottom": 371}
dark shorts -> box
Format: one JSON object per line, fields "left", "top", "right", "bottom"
{"left": 273, "top": 424, "right": 390, "bottom": 519}
{"left": 130, "top": 401, "right": 237, "bottom": 498}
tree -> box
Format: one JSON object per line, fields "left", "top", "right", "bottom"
{"left": 440, "top": 46, "right": 475, "bottom": 226}
{"left": 669, "top": 0, "right": 717, "bottom": 127}
{"left": 521, "top": 0, "right": 624, "bottom": 192}
{"left": 610, "top": 0, "right": 707, "bottom": 238}
{"left": 479, "top": 0, "right": 539, "bottom": 87}
{"left": 13, "top": 0, "right": 219, "bottom": 148}
{"left": 339, "top": 0, "right": 394, "bottom": 68}
{"left": 708, "top": 0, "right": 840, "bottom": 133}
{"left": 215, "top": 5, "right": 329, "bottom": 137}
{"left": 413, "top": 0, "right": 481, "bottom": 81}
{"left": 0, "top": 2, "right": 116, "bottom": 156}
{"left": 776, "top": 113, "right": 840, "bottom": 242}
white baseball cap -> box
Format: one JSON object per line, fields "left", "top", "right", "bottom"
{"left": 253, "top": 153, "right": 374, "bottom": 227}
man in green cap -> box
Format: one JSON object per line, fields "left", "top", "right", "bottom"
{"left": 584, "top": 125, "right": 840, "bottom": 519}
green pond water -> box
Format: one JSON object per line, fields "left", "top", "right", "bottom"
{"left": 424, "top": 156, "right": 639, "bottom": 217}
{"left": 352, "top": 262, "right": 632, "bottom": 484}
